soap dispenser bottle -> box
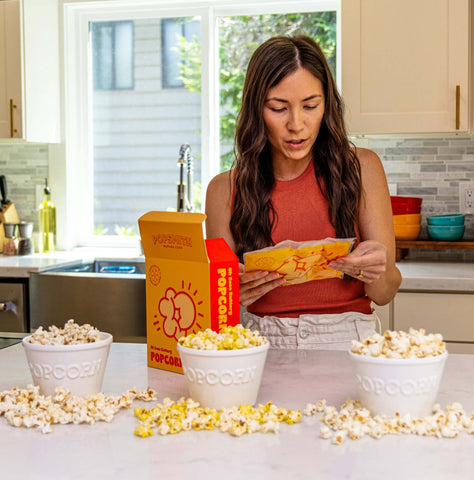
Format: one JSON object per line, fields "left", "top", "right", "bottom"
{"left": 38, "top": 178, "right": 56, "bottom": 253}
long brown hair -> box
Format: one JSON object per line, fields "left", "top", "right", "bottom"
{"left": 230, "top": 35, "right": 361, "bottom": 261}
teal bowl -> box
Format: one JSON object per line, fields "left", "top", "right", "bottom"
{"left": 427, "top": 214, "right": 465, "bottom": 226}
{"left": 427, "top": 225, "right": 465, "bottom": 241}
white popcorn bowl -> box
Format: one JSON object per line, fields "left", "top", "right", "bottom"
{"left": 177, "top": 342, "right": 270, "bottom": 409}
{"left": 22, "top": 332, "right": 113, "bottom": 397}
{"left": 349, "top": 351, "right": 448, "bottom": 417}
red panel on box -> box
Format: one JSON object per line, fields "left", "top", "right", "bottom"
{"left": 206, "top": 238, "right": 240, "bottom": 332}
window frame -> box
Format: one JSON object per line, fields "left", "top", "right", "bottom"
{"left": 57, "top": 0, "right": 340, "bottom": 249}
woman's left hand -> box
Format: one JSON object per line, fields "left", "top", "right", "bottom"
{"left": 327, "top": 240, "right": 388, "bottom": 283}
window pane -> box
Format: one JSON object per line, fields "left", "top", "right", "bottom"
{"left": 162, "top": 18, "right": 201, "bottom": 89}
{"left": 90, "top": 17, "right": 202, "bottom": 237}
{"left": 162, "top": 19, "right": 184, "bottom": 88}
{"left": 217, "top": 12, "right": 337, "bottom": 171}
{"left": 92, "top": 23, "right": 114, "bottom": 90}
{"left": 114, "top": 22, "right": 134, "bottom": 89}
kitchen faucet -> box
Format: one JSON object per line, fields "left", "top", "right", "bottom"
{"left": 177, "top": 144, "right": 194, "bottom": 212}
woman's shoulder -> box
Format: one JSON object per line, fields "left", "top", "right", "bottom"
{"left": 352, "top": 146, "right": 384, "bottom": 176}
{"left": 352, "top": 146, "right": 381, "bottom": 166}
{"left": 206, "top": 169, "right": 234, "bottom": 199}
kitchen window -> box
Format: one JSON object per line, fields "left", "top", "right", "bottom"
{"left": 60, "top": 0, "right": 339, "bottom": 249}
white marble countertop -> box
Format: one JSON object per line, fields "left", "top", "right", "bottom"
{"left": 1, "top": 342, "right": 474, "bottom": 480}
{"left": 397, "top": 261, "right": 474, "bottom": 292}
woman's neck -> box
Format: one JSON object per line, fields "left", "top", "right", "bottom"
{"left": 273, "top": 158, "right": 312, "bottom": 181}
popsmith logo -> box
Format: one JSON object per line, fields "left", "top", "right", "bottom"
{"left": 154, "top": 281, "right": 204, "bottom": 341}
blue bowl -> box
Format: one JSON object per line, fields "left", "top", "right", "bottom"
{"left": 427, "top": 225, "right": 465, "bottom": 241}
{"left": 427, "top": 214, "right": 465, "bottom": 226}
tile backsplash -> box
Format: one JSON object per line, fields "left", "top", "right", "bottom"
{"left": 0, "top": 143, "right": 48, "bottom": 224}
{"left": 354, "top": 135, "right": 474, "bottom": 261}
{"left": 0, "top": 136, "right": 473, "bottom": 261}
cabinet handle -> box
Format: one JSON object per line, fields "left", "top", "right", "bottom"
{"left": 455, "top": 85, "right": 460, "bottom": 130}
{"left": 9, "top": 99, "right": 18, "bottom": 138}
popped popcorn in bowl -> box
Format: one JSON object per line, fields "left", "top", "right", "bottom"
{"left": 25, "top": 319, "right": 101, "bottom": 345}
{"left": 178, "top": 324, "right": 267, "bottom": 350}
{"left": 350, "top": 327, "right": 446, "bottom": 359}
{"left": 22, "top": 320, "right": 113, "bottom": 397}
{"left": 348, "top": 328, "right": 448, "bottom": 417}
{"left": 177, "top": 324, "right": 270, "bottom": 409}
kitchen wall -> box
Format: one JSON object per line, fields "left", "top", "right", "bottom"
{"left": 0, "top": 136, "right": 473, "bottom": 261}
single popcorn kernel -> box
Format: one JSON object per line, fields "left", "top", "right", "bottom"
{"left": 178, "top": 324, "right": 267, "bottom": 350}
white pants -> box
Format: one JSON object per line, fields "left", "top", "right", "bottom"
{"left": 241, "top": 310, "right": 379, "bottom": 350}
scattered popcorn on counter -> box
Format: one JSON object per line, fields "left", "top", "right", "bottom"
{"left": 178, "top": 324, "right": 267, "bottom": 350}
{"left": 25, "top": 319, "right": 101, "bottom": 345}
{"left": 133, "top": 397, "right": 300, "bottom": 437}
{"left": 0, "top": 385, "right": 156, "bottom": 433}
{"left": 304, "top": 399, "right": 474, "bottom": 444}
{"left": 351, "top": 327, "right": 446, "bottom": 358}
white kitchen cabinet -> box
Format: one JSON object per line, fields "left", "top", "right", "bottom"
{"left": 393, "top": 291, "right": 474, "bottom": 353}
{"left": 0, "top": 0, "right": 60, "bottom": 142}
{"left": 341, "top": 0, "right": 470, "bottom": 134}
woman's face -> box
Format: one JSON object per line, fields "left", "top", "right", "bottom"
{"left": 263, "top": 67, "right": 325, "bottom": 167}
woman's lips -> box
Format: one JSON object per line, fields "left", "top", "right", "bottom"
{"left": 286, "top": 139, "right": 307, "bottom": 148}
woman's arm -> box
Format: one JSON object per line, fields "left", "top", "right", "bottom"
{"left": 205, "top": 171, "right": 284, "bottom": 306}
{"left": 328, "top": 148, "right": 401, "bottom": 305}
{"left": 204, "top": 171, "right": 235, "bottom": 250}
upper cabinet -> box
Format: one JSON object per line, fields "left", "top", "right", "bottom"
{"left": 0, "top": 0, "right": 60, "bottom": 142}
{"left": 0, "top": 1, "right": 22, "bottom": 139}
{"left": 341, "top": 0, "right": 470, "bottom": 135}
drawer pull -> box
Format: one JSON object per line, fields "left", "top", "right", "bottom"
{"left": 455, "top": 85, "right": 460, "bottom": 130}
{"left": 9, "top": 99, "right": 18, "bottom": 137}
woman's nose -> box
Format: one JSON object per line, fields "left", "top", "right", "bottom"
{"left": 287, "top": 109, "right": 304, "bottom": 131}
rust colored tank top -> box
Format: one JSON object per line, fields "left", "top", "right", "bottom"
{"left": 247, "top": 161, "right": 371, "bottom": 317}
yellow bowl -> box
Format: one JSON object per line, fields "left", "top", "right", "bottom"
{"left": 393, "top": 213, "right": 422, "bottom": 225}
{"left": 394, "top": 224, "right": 421, "bottom": 240}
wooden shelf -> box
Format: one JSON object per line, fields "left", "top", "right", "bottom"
{"left": 396, "top": 240, "right": 474, "bottom": 261}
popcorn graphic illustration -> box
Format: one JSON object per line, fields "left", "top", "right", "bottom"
{"left": 159, "top": 287, "right": 198, "bottom": 341}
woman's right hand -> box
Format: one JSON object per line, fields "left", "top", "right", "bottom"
{"left": 238, "top": 263, "right": 284, "bottom": 307}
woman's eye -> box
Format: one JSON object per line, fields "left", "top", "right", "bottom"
{"left": 270, "top": 107, "right": 286, "bottom": 112}
{"left": 304, "top": 105, "right": 317, "bottom": 110}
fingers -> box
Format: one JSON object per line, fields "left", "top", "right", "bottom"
{"left": 327, "top": 241, "right": 388, "bottom": 284}
{"left": 239, "top": 269, "right": 284, "bottom": 306}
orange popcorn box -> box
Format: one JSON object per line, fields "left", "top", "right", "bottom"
{"left": 138, "top": 211, "right": 240, "bottom": 373}
{"left": 244, "top": 238, "right": 355, "bottom": 286}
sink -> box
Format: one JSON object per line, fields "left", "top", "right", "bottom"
{"left": 29, "top": 258, "right": 147, "bottom": 343}
{"left": 54, "top": 258, "right": 146, "bottom": 275}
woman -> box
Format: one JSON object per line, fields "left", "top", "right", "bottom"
{"left": 205, "top": 35, "right": 401, "bottom": 349}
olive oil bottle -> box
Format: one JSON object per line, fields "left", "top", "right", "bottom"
{"left": 38, "top": 178, "right": 56, "bottom": 253}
